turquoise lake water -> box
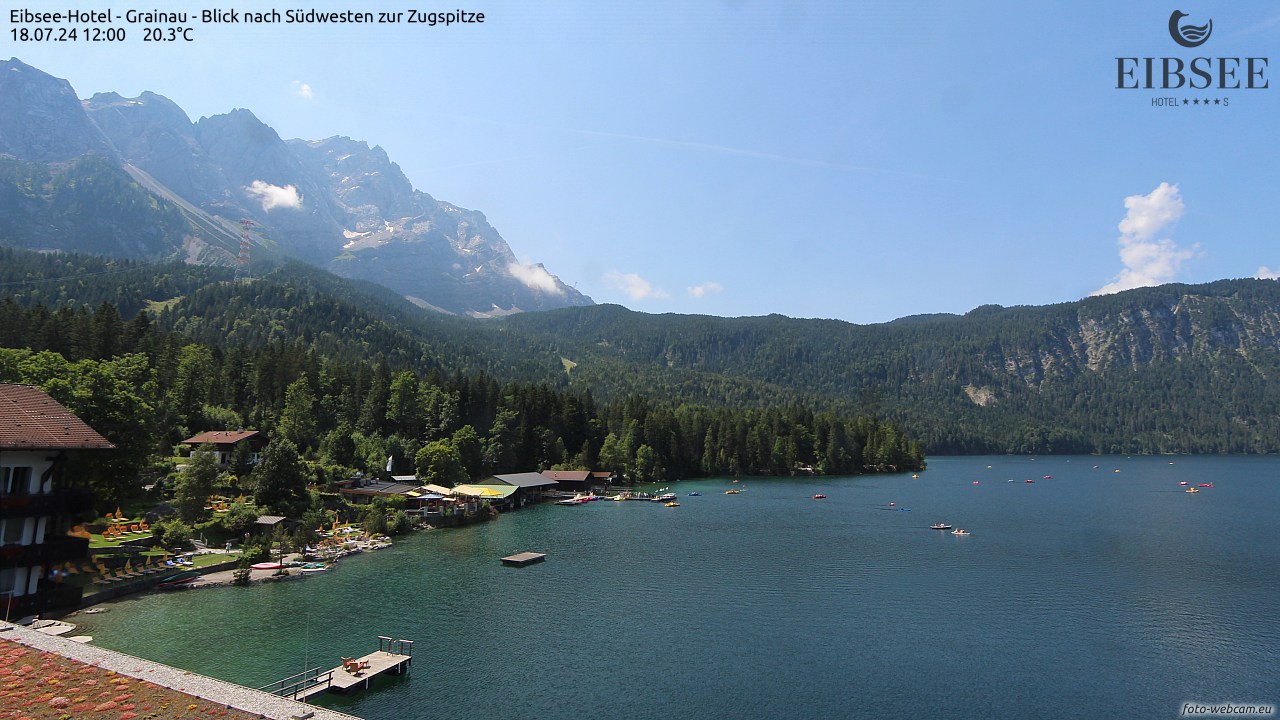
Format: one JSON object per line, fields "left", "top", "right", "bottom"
{"left": 77, "top": 456, "right": 1279, "bottom": 719}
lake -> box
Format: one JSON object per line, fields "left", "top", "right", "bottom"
{"left": 77, "top": 456, "right": 1280, "bottom": 720}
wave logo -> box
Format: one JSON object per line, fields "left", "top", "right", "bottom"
{"left": 1169, "top": 10, "right": 1212, "bottom": 48}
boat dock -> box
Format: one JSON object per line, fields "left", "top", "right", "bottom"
{"left": 501, "top": 551, "right": 546, "bottom": 567}
{"left": 261, "top": 636, "right": 413, "bottom": 702}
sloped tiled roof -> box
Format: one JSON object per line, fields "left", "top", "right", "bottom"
{"left": 182, "top": 430, "right": 263, "bottom": 445}
{"left": 0, "top": 384, "right": 114, "bottom": 450}
{"left": 493, "top": 472, "right": 558, "bottom": 488}
{"left": 542, "top": 470, "right": 591, "bottom": 482}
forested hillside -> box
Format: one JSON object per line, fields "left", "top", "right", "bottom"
{"left": 499, "top": 281, "right": 1280, "bottom": 453}
{"left": 0, "top": 249, "right": 921, "bottom": 511}
{"left": 4, "top": 246, "right": 1280, "bottom": 462}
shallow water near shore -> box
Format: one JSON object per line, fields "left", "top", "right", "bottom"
{"left": 77, "top": 456, "right": 1280, "bottom": 720}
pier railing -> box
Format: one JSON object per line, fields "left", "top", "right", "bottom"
{"left": 378, "top": 636, "right": 413, "bottom": 656}
{"left": 257, "top": 666, "right": 333, "bottom": 700}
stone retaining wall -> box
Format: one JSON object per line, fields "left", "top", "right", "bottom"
{"left": 76, "top": 557, "right": 242, "bottom": 609}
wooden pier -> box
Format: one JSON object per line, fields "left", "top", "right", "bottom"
{"left": 262, "top": 636, "right": 413, "bottom": 703}
{"left": 501, "top": 551, "right": 546, "bottom": 567}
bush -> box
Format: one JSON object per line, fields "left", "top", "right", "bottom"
{"left": 232, "top": 559, "right": 252, "bottom": 586}
{"left": 222, "top": 501, "right": 263, "bottom": 536}
{"left": 361, "top": 508, "right": 389, "bottom": 536}
{"left": 153, "top": 519, "right": 194, "bottom": 549}
{"left": 238, "top": 538, "right": 270, "bottom": 564}
{"left": 388, "top": 510, "right": 414, "bottom": 536}
{"left": 309, "top": 462, "right": 356, "bottom": 490}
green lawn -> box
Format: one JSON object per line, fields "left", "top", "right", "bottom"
{"left": 88, "top": 532, "right": 152, "bottom": 549}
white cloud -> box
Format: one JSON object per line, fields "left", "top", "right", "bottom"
{"left": 1258, "top": 266, "right": 1280, "bottom": 280}
{"left": 506, "top": 262, "right": 565, "bottom": 295}
{"left": 244, "top": 180, "right": 303, "bottom": 211}
{"left": 1093, "top": 182, "right": 1195, "bottom": 296}
{"left": 291, "top": 81, "right": 314, "bottom": 100}
{"left": 688, "top": 281, "right": 723, "bottom": 298}
{"left": 605, "top": 271, "right": 670, "bottom": 300}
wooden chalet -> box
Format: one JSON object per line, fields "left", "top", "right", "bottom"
{"left": 181, "top": 430, "right": 267, "bottom": 467}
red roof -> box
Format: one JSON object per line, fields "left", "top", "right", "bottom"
{"left": 0, "top": 384, "right": 115, "bottom": 450}
{"left": 182, "top": 430, "right": 264, "bottom": 446}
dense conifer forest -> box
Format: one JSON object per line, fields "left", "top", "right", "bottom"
{"left": 0, "top": 249, "right": 922, "bottom": 513}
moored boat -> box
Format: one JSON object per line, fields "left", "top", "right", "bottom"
{"left": 156, "top": 570, "right": 200, "bottom": 589}
{"left": 951, "top": 528, "right": 971, "bottom": 535}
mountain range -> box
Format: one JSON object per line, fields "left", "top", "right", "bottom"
{"left": 4, "top": 59, "right": 1280, "bottom": 456}
{"left": 3, "top": 244, "right": 1279, "bottom": 455}
{"left": 0, "top": 58, "right": 592, "bottom": 316}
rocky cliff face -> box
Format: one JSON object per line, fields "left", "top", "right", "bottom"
{"left": 292, "top": 136, "right": 590, "bottom": 315}
{"left": 0, "top": 59, "right": 115, "bottom": 162}
{"left": 955, "top": 284, "right": 1280, "bottom": 401}
{"left": 2, "top": 58, "right": 592, "bottom": 316}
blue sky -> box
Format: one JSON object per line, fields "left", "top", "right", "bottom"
{"left": 12, "top": 1, "right": 1280, "bottom": 323}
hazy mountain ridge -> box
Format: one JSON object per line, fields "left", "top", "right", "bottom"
{"left": 0, "top": 58, "right": 591, "bottom": 316}
{"left": 497, "top": 279, "right": 1280, "bottom": 453}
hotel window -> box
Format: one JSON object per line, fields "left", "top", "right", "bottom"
{"left": 0, "top": 568, "right": 17, "bottom": 599}
{"left": 2, "top": 467, "right": 32, "bottom": 496}
{"left": 1, "top": 518, "right": 25, "bottom": 546}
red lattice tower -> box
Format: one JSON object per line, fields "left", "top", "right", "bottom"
{"left": 236, "top": 219, "right": 254, "bottom": 279}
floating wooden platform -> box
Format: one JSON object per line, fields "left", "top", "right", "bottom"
{"left": 264, "top": 636, "right": 412, "bottom": 702}
{"left": 501, "top": 552, "right": 546, "bottom": 567}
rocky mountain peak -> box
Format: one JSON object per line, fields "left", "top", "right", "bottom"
{"left": 0, "top": 58, "right": 115, "bottom": 161}
{"left": 1, "top": 58, "right": 592, "bottom": 315}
